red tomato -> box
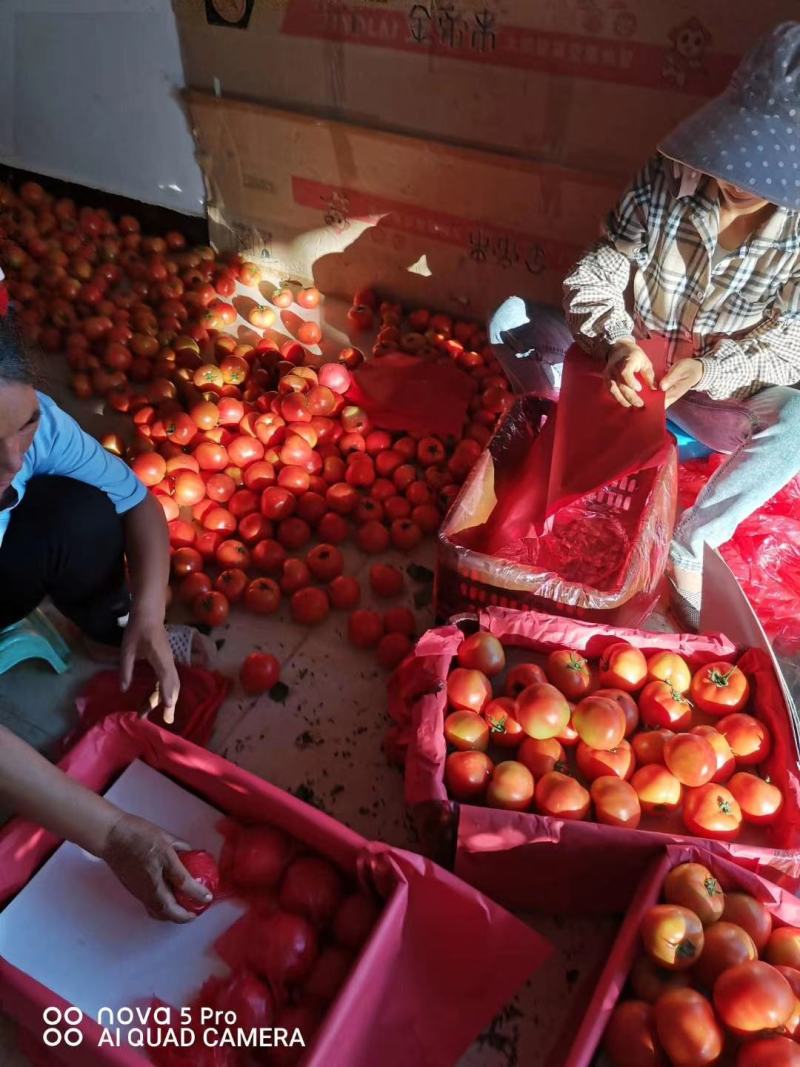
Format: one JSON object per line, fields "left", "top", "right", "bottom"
{"left": 239, "top": 513, "right": 271, "bottom": 545}
{"left": 251, "top": 538, "right": 286, "bottom": 574}
{"left": 682, "top": 783, "right": 743, "bottom": 840}
{"left": 545, "top": 649, "right": 592, "bottom": 700}
{"left": 766, "top": 928, "right": 800, "bottom": 970}
{"left": 631, "top": 728, "right": 674, "bottom": 766}
{"left": 690, "top": 661, "right": 750, "bottom": 715}
{"left": 131, "top": 452, "right": 166, "bottom": 487}
{"left": 195, "top": 441, "right": 229, "bottom": 472}
{"left": 457, "top": 632, "right": 506, "bottom": 677}
{"left": 663, "top": 862, "right": 724, "bottom": 926}
{"left": 515, "top": 683, "right": 571, "bottom": 740}
{"left": 714, "top": 960, "right": 795, "bottom": 1035}
{"left": 722, "top": 893, "right": 773, "bottom": 952}
{"left": 279, "top": 856, "right": 342, "bottom": 928}
{"left": 645, "top": 651, "right": 692, "bottom": 694}
{"left": 347, "top": 610, "right": 384, "bottom": 649}
{"left": 504, "top": 663, "right": 547, "bottom": 698}
{"left": 244, "top": 461, "right": 277, "bottom": 492}
{"left": 572, "top": 695, "right": 626, "bottom": 751}
{"left": 517, "top": 736, "right": 565, "bottom": 777}
{"left": 487, "top": 761, "right": 535, "bottom": 812}
{"left": 333, "top": 893, "right": 379, "bottom": 951}
{"left": 248, "top": 910, "right": 318, "bottom": 988}
{"left": 277, "top": 517, "right": 312, "bottom": 551}
{"left": 594, "top": 688, "right": 640, "bottom": 737}
{"left": 691, "top": 725, "right": 736, "bottom": 784}
{"left": 168, "top": 519, "right": 197, "bottom": 549}
{"left": 202, "top": 507, "right": 236, "bottom": 534}
{"left": 355, "top": 521, "right": 388, "bottom": 554}
{"left": 244, "top": 578, "right": 281, "bottom": 615}
{"left": 654, "top": 989, "right": 722, "bottom": 1066}
{"left": 576, "top": 739, "right": 635, "bottom": 781}
{"left": 447, "top": 668, "right": 492, "bottom": 713}
{"left": 717, "top": 713, "right": 772, "bottom": 766}
{"left": 738, "top": 1037, "right": 800, "bottom": 1067}
{"left": 631, "top": 764, "right": 683, "bottom": 814}
{"left": 664, "top": 732, "right": 717, "bottom": 787}
{"left": 215, "top": 538, "right": 251, "bottom": 569}
{"left": 390, "top": 519, "right": 422, "bottom": 552}
{"left": 630, "top": 955, "right": 691, "bottom": 1004}
{"left": 214, "top": 568, "right": 248, "bottom": 603}
{"left": 638, "top": 680, "right": 693, "bottom": 730}
{"left": 377, "top": 632, "right": 413, "bottom": 670}
{"left": 728, "top": 772, "right": 784, "bottom": 825}
{"left": 192, "top": 591, "right": 229, "bottom": 628}
{"left": 534, "top": 771, "right": 590, "bottom": 820}
{"left": 641, "top": 904, "right": 705, "bottom": 970}
{"left": 445, "top": 751, "right": 493, "bottom": 801}
{"left": 482, "top": 698, "right": 524, "bottom": 749}
{"left": 261, "top": 486, "right": 297, "bottom": 522}
{"left": 777, "top": 968, "right": 800, "bottom": 1039}
{"left": 179, "top": 572, "right": 212, "bottom": 604}
{"left": 347, "top": 304, "right": 374, "bottom": 332}
{"left": 171, "top": 547, "right": 203, "bottom": 579}
{"left": 205, "top": 472, "right": 236, "bottom": 503}
{"left": 605, "top": 998, "right": 661, "bottom": 1067}
{"left": 172, "top": 850, "right": 219, "bottom": 915}
{"left": 329, "top": 576, "right": 361, "bottom": 611}
{"left": 368, "top": 563, "right": 404, "bottom": 598}
{"left": 694, "top": 921, "right": 757, "bottom": 988}
{"left": 280, "top": 559, "right": 312, "bottom": 595}
{"left": 301, "top": 544, "right": 342, "bottom": 583}
{"left": 599, "top": 641, "right": 648, "bottom": 692}
{"left": 444, "top": 710, "right": 490, "bottom": 752}
{"left": 228, "top": 434, "right": 264, "bottom": 468}
{"left": 590, "top": 776, "right": 641, "bottom": 828}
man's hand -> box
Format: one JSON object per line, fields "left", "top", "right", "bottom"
{"left": 101, "top": 813, "right": 210, "bottom": 922}
{"left": 120, "top": 613, "right": 180, "bottom": 725}
{"left": 604, "top": 339, "right": 657, "bottom": 409}
{"left": 659, "top": 358, "right": 704, "bottom": 408}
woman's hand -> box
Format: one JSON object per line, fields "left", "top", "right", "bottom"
{"left": 659, "top": 358, "right": 704, "bottom": 407}
{"left": 120, "top": 612, "right": 180, "bottom": 724}
{"left": 604, "top": 339, "right": 657, "bottom": 408}
{"left": 101, "top": 813, "right": 210, "bottom": 922}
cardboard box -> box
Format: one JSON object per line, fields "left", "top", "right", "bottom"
{"left": 185, "top": 90, "right": 620, "bottom": 316}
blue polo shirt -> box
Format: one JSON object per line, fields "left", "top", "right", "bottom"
{"left": 0, "top": 392, "right": 147, "bottom": 547}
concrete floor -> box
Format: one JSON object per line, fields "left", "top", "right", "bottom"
{"left": 1, "top": 289, "right": 796, "bottom": 1066}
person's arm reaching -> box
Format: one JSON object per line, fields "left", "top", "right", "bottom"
{"left": 120, "top": 492, "right": 180, "bottom": 724}
{"left": 0, "top": 726, "right": 209, "bottom": 921}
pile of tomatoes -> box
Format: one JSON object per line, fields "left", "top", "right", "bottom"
{"left": 442, "top": 631, "right": 782, "bottom": 839}
{"left": 156, "top": 820, "right": 381, "bottom": 1067}
{"left": 0, "top": 181, "right": 516, "bottom": 667}
{"left": 604, "top": 861, "right": 800, "bottom": 1066}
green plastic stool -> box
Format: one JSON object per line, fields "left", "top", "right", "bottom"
{"left": 0, "top": 609, "right": 72, "bottom": 675}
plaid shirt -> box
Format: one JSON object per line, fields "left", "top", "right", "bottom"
{"left": 562, "top": 153, "right": 800, "bottom": 400}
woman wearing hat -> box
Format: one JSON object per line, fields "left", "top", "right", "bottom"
{"left": 490, "top": 22, "right": 800, "bottom": 628}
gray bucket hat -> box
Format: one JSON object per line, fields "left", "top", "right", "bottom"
{"left": 659, "top": 21, "right": 800, "bottom": 210}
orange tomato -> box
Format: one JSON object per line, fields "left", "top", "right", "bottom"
{"left": 717, "top": 713, "right": 772, "bottom": 766}
{"left": 444, "top": 751, "right": 493, "bottom": 801}
{"left": 457, "top": 632, "right": 506, "bottom": 677}
{"left": 632, "top": 729, "right": 674, "bottom": 766}
{"left": 486, "top": 761, "right": 534, "bottom": 812}
{"left": 599, "top": 641, "right": 648, "bottom": 693}
{"left": 645, "top": 651, "right": 692, "bottom": 694}
{"left": 594, "top": 688, "right": 639, "bottom": 736}
{"left": 728, "top": 772, "right": 784, "bottom": 825}
{"left": 446, "top": 668, "right": 492, "bottom": 713}
{"left": 572, "top": 695, "right": 627, "bottom": 751}
{"left": 663, "top": 862, "right": 725, "bottom": 926}
{"left": 576, "top": 739, "right": 635, "bottom": 781}
{"left": 691, "top": 725, "right": 736, "bottom": 784}
{"left": 546, "top": 649, "right": 592, "bottom": 700}
{"left": 722, "top": 893, "right": 773, "bottom": 952}
{"left": 631, "top": 764, "right": 682, "bottom": 815}
{"left": 653, "top": 989, "right": 722, "bottom": 1066}
{"left": 693, "top": 921, "right": 757, "bottom": 988}
{"left": 603, "top": 1001, "right": 662, "bottom": 1067}
{"left": 682, "top": 783, "right": 742, "bottom": 840}
{"left": 690, "top": 660, "right": 750, "bottom": 715}
{"left": 443, "top": 710, "right": 489, "bottom": 752}
{"left": 590, "top": 776, "right": 641, "bottom": 828}
{"left": 515, "top": 683, "right": 571, "bottom": 741}
{"left": 640, "top": 904, "right": 705, "bottom": 970}
{"left": 713, "top": 960, "right": 795, "bottom": 1036}
{"left": 517, "top": 736, "right": 565, "bottom": 777}
{"left": 766, "top": 928, "right": 800, "bottom": 970}
{"left": 737, "top": 1036, "right": 800, "bottom": 1067}
{"left": 482, "top": 698, "right": 525, "bottom": 749}
{"left": 638, "top": 680, "right": 693, "bottom": 730}
{"left": 534, "top": 771, "right": 590, "bottom": 821}
{"left": 663, "top": 732, "right": 717, "bottom": 787}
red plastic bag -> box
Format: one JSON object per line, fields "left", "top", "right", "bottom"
{"left": 346, "top": 352, "right": 476, "bottom": 439}
{"left": 65, "top": 663, "right": 230, "bottom": 751}
{"left": 679, "top": 457, "right": 800, "bottom": 654}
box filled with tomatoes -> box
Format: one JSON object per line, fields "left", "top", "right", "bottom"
{"left": 388, "top": 606, "right": 800, "bottom": 915}
{"left": 565, "top": 846, "right": 800, "bottom": 1067}
{"left": 0, "top": 713, "right": 548, "bottom": 1067}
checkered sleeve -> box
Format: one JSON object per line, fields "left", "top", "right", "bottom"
{"left": 698, "top": 277, "right": 800, "bottom": 399}
{"left": 563, "top": 156, "right": 661, "bottom": 358}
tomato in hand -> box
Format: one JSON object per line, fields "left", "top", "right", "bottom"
{"left": 447, "top": 668, "right": 492, "bottom": 713}
{"left": 445, "top": 751, "right": 493, "bottom": 801}
{"left": 534, "top": 771, "right": 590, "bottom": 821}
{"left": 631, "top": 764, "right": 683, "bottom": 815}
{"left": 693, "top": 920, "right": 757, "bottom": 988}
{"left": 240, "top": 653, "right": 281, "bottom": 694}
{"left": 504, "top": 663, "right": 547, "bottom": 698}
{"left": 663, "top": 862, "right": 724, "bottom": 926}
{"left": 576, "top": 739, "right": 635, "bottom": 781}
{"left": 690, "top": 660, "right": 750, "bottom": 715}
{"left": 444, "top": 710, "right": 490, "bottom": 752}
{"left": 457, "top": 632, "right": 506, "bottom": 677}
{"left": 572, "top": 695, "right": 626, "bottom": 751}
{"left": 546, "top": 650, "right": 592, "bottom": 700}
{"left": 515, "top": 684, "right": 571, "bottom": 740}
{"left": 640, "top": 904, "right": 705, "bottom": 970}
{"left": 638, "top": 680, "right": 693, "bottom": 730}
{"left": 590, "top": 777, "right": 641, "bottom": 829}
{"left": 664, "top": 732, "right": 717, "bottom": 787}
{"left": 653, "top": 989, "right": 722, "bottom": 1066}
{"left": 714, "top": 960, "right": 795, "bottom": 1035}
{"left": 717, "top": 712, "right": 772, "bottom": 766}
{"left": 603, "top": 1001, "right": 661, "bottom": 1067}
{"left": 645, "top": 651, "right": 692, "bottom": 694}
{"left": 482, "top": 698, "right": 524, "bottom": 749}
{"left": 682, "top": 783, "right": 742, "bottom": 840}
{"left": 728, "top": 772, "right": 784, "bottom": 825}
{"left": 599, "top": 641, "right": 647, "bottom": 692}
{"left": 722, "top": 893, "right": 773, "bottom": 953}
{"left": 486, "top": 761, "right": 534, "bottom": 812}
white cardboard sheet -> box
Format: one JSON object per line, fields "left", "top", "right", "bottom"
{"left": 0, "top": 760, "right": 246, "bottom": 1022}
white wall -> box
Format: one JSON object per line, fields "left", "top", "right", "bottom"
{"left": 0, "top": 0, "right": 205, "bottom": 215}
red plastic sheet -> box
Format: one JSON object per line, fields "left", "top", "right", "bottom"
{"left": 564, "top": 846, "right": 800, "bottom": 1067}
{"left": 0, "top": 713, "right": 550, "bottom": 1067}
{"left": 388, "top": 606, "right": 800, "bottom": 915}
{"left": 345, "top": 352, "right": 476, "bottom": 439}
{"left": 680, "top": 456, "right": 800, "bottom": 655}
{"left": 66, "top": 663, "right": 230, "bottom": 752}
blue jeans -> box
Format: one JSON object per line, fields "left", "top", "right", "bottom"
{"left": 489, "top": 297, "right": 800, "bottom": 571}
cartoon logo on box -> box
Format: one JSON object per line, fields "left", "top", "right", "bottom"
{"left": 663, "top": 16, "right": 712, "bottom": 87}
{"left": 205, "top": 0, "right": 254, "bottom": 29}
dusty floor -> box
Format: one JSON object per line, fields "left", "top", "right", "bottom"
{"left": 1, "top": 292, "right": 796, "bottom": 1066}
